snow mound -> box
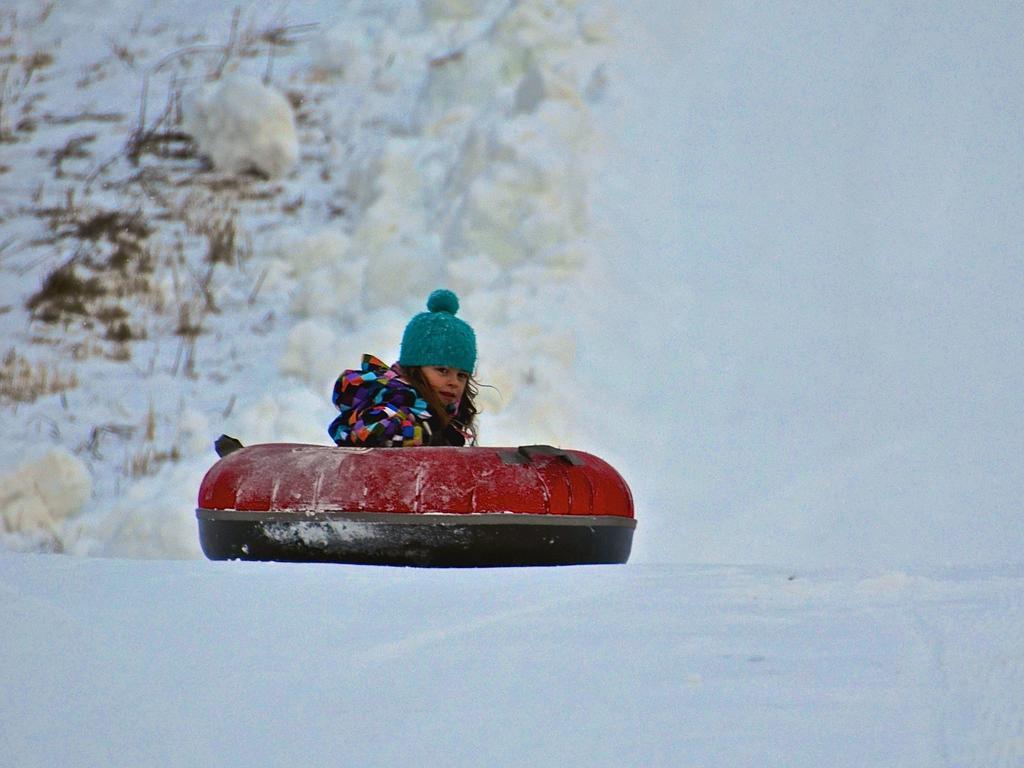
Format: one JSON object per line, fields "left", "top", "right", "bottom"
{"left": 182, "top": 74, "right": 298, "bottom": 178}
{"left": 0, "top": 448, "right": 91, "bottom": 551}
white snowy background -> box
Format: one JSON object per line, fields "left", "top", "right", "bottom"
{"left": 1, "top": 0, "right": 1022, "bottom": 766}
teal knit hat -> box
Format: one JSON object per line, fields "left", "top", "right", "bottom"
{"left": 399, "top": 289, "right": 477, "bottom": 372}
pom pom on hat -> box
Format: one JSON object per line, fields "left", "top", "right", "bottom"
{"left": 399, "top": 289, "right": 477, "bottom": 372}
{"left": 427, "top": 288, "right": 459, "bottom": 315}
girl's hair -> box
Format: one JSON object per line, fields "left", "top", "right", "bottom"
{"left": 402, "top": 365, "right": 479, "bottom": 443}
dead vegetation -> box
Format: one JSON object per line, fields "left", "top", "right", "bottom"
{"left": 52, "top": 134, "right": 97, "bottom": 178}
{"left": 24, "top": 195, "right": 252, "bottom": 353}
{"left": 0, "top": 347, "right": 78, "bottom": 404}
{"left": 25, "top": 262, "right": 106, "bottom": 322}
{"left": 0, "top": 9, "right": 55, "bottom": 143}
{"left": 26, "top": 205, "right": 157, "bottom": 342}
{"left": 128, "top": 444, "right": 182, "bottom": 478}
{"left": 125, "top": 402, "right": 182, "bottom": 477}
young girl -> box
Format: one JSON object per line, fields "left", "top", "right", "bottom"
{"left": 328, "top": 289, "right": 479, "bottom": 447}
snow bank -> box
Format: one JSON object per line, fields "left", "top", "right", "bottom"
{"left": 323, "top": 1, "right": 606, "bottom": 447}
{"left": 182, "top": 74, "right": 299, "bottom": 178}
{"left": 0, "top": 0, "right": 612, "bottom": 560}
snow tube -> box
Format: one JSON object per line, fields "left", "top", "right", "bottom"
{"left": 196, "top": 443, "right": 635, "bottom": 567}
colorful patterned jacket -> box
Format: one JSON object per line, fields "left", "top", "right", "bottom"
{"left": 328, "top": 354, "right": 470, "bottom": 447}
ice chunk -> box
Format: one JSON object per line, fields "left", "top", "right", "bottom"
{"left": 0, "top": 448, "right": 91, "bottom": 549}
{"left": 182, "top": 74, "right": 298, "bottom": 179}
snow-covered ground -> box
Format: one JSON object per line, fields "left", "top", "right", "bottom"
{"left": 2, "top": 0, "right": 1023, "bottom": 765}
{"left": 3, "top": 553, "right": 1023, "bottom": 768}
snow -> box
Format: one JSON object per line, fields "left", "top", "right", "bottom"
{"left": 2, "top": 553, "right": 1023, "bottom": 767}
{"left": 2, "top": 0, "right": 1023, "bottom": 764}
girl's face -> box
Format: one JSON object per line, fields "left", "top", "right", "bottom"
{"left": 421, "top": 366, "right": 470, "bottom": 407}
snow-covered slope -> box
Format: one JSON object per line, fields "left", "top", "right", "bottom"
{"left": 3, "top": 553, "right": 1023, "bottom": 768}
{"left": 581, "top": 0, "right": 1024, "bottom": 567}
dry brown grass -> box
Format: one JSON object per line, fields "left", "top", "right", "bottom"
{"left": 0, "top": 347, "right": 78, "bottom": 403}
{"left": 26, "top": 204, "right": 157, "bottom": 344}
{"left": 0, "top": 9, "right": 56, "bottom": 144}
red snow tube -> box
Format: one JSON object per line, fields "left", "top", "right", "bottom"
{"left": 196, "top": 444, "right": 636, "bottom": 567}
